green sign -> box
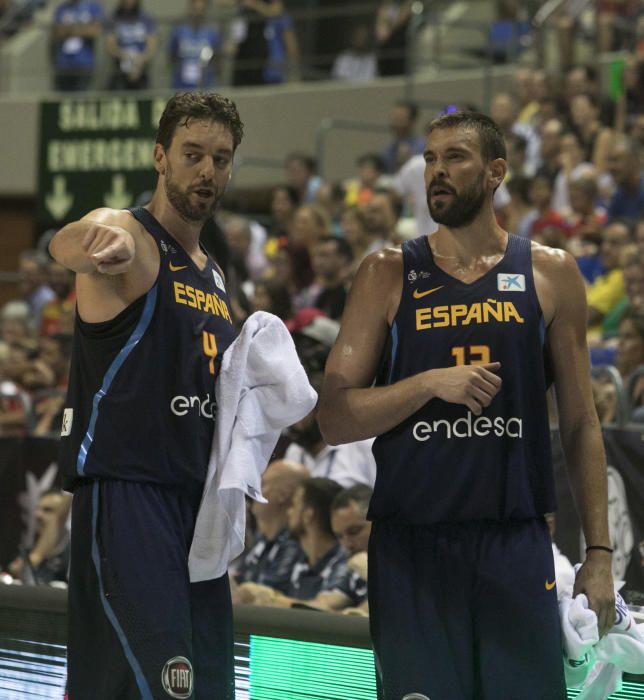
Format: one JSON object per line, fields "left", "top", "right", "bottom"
{"left": 37, "top": 96, "right": 167, "bottom": 225}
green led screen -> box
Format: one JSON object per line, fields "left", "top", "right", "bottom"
{"left": 250, "top": 636, "right": 377, "bottom": 700}
{"left": 249, "top": 636, "right": 644, "bottom": 700}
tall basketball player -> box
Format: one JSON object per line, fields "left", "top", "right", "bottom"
{"left": 50, "top": 92, "right": 243, "bottom": 700}
{"left": 319, "top": 111, "right": 614, "bottom": 700}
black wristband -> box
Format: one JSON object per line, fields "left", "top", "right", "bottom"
{"left": 585, "top": 545, "right": 613, "bottom": 554}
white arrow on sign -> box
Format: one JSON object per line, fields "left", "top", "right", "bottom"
{"left": 104, "top": 174, "right": 132, "bottom": 209}
{"left": 45, "top": 175, "right": 73, "bottom": 221}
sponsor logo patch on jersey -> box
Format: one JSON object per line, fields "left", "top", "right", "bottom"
{"left": 169, "top": 262, "right": 188, "bottom": 272}
{"left": 497, "top": 273, "right": 525, "bottom": 292}
{"left": 413, "top": 285, "right": 443, "bottom": 299}
{"left": 160, "top": 240, "right": 177, "bottom": 255}
{"left": 161, "top": 656, "right": 193, "bottom": 699}
{"left": 212, "top": 269, "right": 226, "bottom": 292}
{"left": 412, "top": 413, "right": 523, "bottom": 441}
{"left": 61, "top": 408, "right": 73, "bottom": 437}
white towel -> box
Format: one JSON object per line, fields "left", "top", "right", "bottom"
{"left": 559, "top": 578, "right": 644, "bottom": 699}
{"left": 188, "top": 311, "right": 318, "bottom": 582}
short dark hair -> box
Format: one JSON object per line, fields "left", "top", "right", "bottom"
{"left": 317, "top": 235, "right": 353, "bottom": 261}
{"left": 156, "top": 92, "right": 244, "bottom": 151}
{"left": 373, "top": 187, "right": 404, "bottom": 220}
{"left": 507, "top": 133, "right": 528, "bottom": 153}
{"left": 300, "top": 478, "right": 343, "bottom": 537}
{"left": 331, "top": 484, "right": 373, "bottom": 517}
{"left": 273, "top": 184, "right": 302, "bottom": 208}
{"left": 286, "top": 152, "right": 317, "bottom": 174}
{"left": 254, "top": 278, "right": 293, "bottom": 321}
{"left": 395, "top": 99, "right": 419, "bottom": 122}
{"left": 620, "top": 305, "right": 644, "bottom": 341}
{"left": 605, "top": 217, "right": 634, "bottom": 237}
{"left": 425, "top": 111, "right": 507, "bottom": 162}
{"left": 357, "top": 153, "right": 385, "bottom": 172}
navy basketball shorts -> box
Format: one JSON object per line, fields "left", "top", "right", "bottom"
{"left": 67, "top": 480, "right": 235, "bottom": 700}
{"left": 368, "top": 517, "right": 567, "bottom": 700}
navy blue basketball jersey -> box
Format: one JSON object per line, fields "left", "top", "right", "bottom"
{"left": 59, "top": 207, "right": 236, "bottom": 490}
{"left": 369, "top": 234, "right": 556, "bottom": 524}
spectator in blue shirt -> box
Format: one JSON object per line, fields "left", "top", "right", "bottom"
{"left": 105, "top": 0, "right": 157, "bottom": 90}
{"left": 240, "top": 0, "right": 299, "bottom": 84}
{"left": 381, "top": 100, "right": 426, "bottom": 174}
{"left": 169, "top": 0, "right": 221, "bottom": 90}
{"left": 606, "top": 135, "right": 644, "bottom": 222}
{"left": 51, "top": 0, "right": 103, "bottom": 91}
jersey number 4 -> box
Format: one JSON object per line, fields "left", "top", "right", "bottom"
{"left": 451, "top": 345, "right": 491, "bottom": 365}
{"left": 203, "top": 331, "right": 218, "bottom": 375}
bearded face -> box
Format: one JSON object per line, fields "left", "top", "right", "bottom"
{"left": 426, "top": 169, "right": 487, "bottom": 229}
{"left": 164, "top": 159, "right": 222, "bottom": 223}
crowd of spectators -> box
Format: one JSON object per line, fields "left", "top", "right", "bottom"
{"left": 46, "top": 0, "right": 421, "bottom": 91}
{"left": 1, "top": 3, "right": 643, "bottom": 612}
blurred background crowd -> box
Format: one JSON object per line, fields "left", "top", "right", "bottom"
{"left": 0, "top": 0, "right": 643, "bottom": 612}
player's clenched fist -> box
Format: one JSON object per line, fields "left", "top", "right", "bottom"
{"left": 427, "top": 362, "right": 502, "bottom": 415}
{"left": 82, "top": 223, "right": 135, "bottom": 275}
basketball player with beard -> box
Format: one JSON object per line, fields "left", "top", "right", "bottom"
{"left": 319, "top": 112, "right": 614, "bottom": 699}
{"left": 49, "top": 92, "right": 243, "bottom": 700}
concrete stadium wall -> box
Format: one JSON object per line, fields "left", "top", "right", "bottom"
{"left": 0, "top": 66, "right": 517, "bottom": 198}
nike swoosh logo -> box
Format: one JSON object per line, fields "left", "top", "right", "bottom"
{"left": 413, "top": 285, "right": 444, "bottom": 299}
{"left": 545, "top": 579, "right": 556, "bottom": 591}
{"left": 169, "top": 262, "right": 188, "bottom": 272}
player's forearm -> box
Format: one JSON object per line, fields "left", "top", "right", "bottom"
{"left": 319, "top": 371, "right": 434, "bottom": 445}
{"left": 49, "top": 221, "right": 96, "bottom": 273}
{"left": 561, "top": 418, "right": 611, "bottom": 549}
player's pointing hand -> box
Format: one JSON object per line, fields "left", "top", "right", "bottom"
{"left": 83, "top": 223, "right": 135, "bottom": 275}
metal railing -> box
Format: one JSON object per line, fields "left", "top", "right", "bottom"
{"left": 0, "top": 1, "right": 553, "bottom": 96}
{"left": 404, "top": 12, "right": 497, "bottom": 111}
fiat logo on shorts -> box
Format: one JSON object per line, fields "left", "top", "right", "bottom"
{"left": 161, "top": 656, "right": 193, "bottom": 699}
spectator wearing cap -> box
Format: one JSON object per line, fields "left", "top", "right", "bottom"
{"left": 235, "top": 478, "right": 367, "bottom": 611}
{"left": 233, "top": 459, "right": 308, "bottom": 597}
